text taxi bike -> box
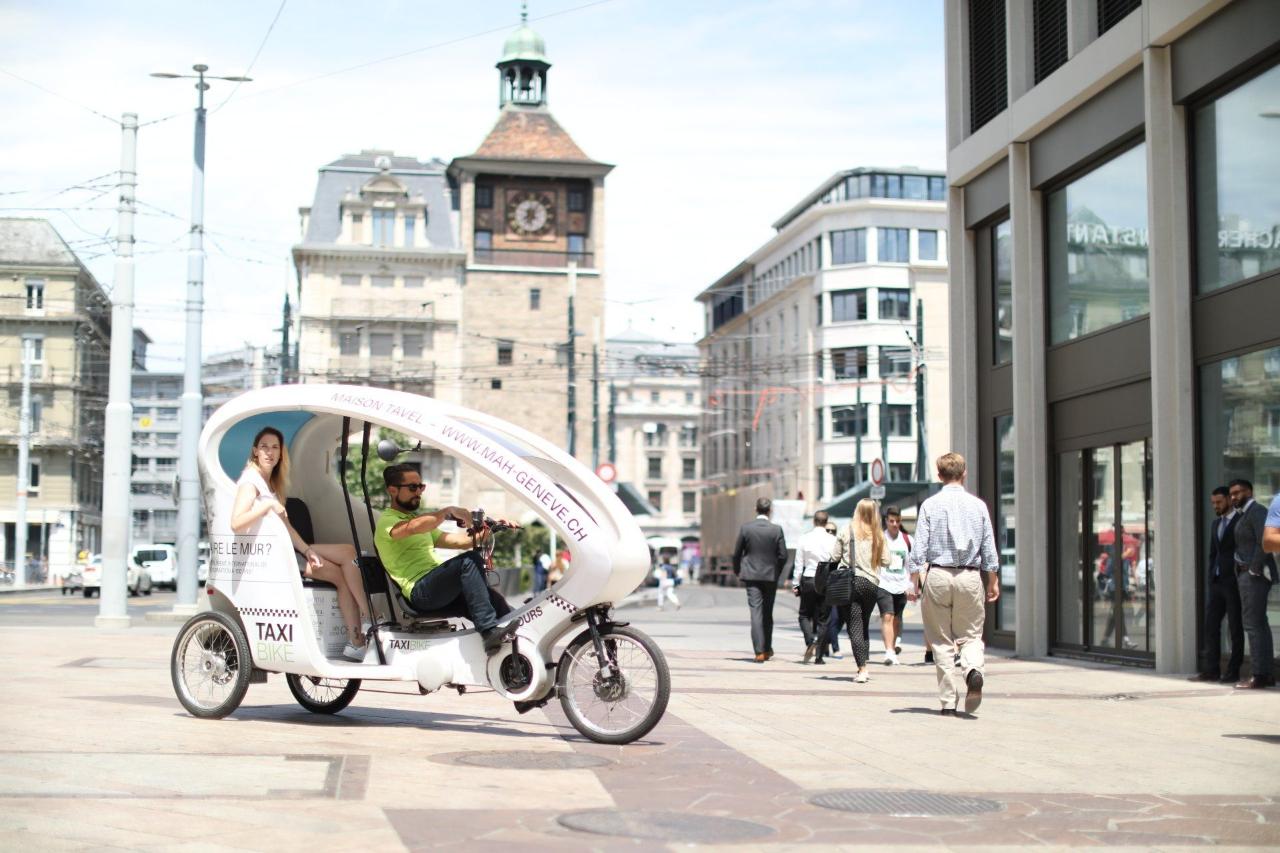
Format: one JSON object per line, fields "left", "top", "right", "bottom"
{"left": 168, "top": 384, "right": 669, "bottom": 745}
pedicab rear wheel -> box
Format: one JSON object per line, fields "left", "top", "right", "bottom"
{"left": 285, "top": 674, "right": 361, "bottom": 714}
{"left": 171, "top": 611, "right": 253, "bottom": 719}
{"left": 557, "top": 624, "right": 670, "bottom": 745}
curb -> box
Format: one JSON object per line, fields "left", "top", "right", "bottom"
{"left": 0, "top": 585, "right": 61, "bottom": 596}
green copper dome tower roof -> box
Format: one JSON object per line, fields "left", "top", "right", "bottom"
{"left": 499, "top": 3, "right": 548, "bottom": 64}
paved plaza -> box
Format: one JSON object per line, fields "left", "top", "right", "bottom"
{"left": 1, "top": 585, "right": 1278, "bottom": 850}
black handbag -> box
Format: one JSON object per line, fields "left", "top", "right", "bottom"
{"left": 824, "top": 566, "right": 854, "bottom": 607}
{"left": 813, "top": 560, "right": 833, "bottom": 595}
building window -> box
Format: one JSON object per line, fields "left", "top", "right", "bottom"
{"left": 30, "top": 396, "right": 42, "bottom": 432}
{"left": 831, "top": 347, "right": 868, "bottom": 380}
{"left": 1097, "top": 0, "right": 1141, "bottom": 35}
{"left": 831, "top": 228, "right": 866, "bottom": 265}
{"left": 682, "top": 491, "right": 696, "bottom": 514}
{"left": 815, "top": 408, "right": 824, "bottom": 440}
{"left": 830, "top": 289, "right": 867, "bottom": 322}
{"left": 399, "top": 333, "right": 423, "bottom": 359}
{"left": 648, "top": 490, "right": 663, "bottom": 511}
{"left": 24, "top": 278, "right": 44, "bottom": 310}
{"left": 1033, "top": 0, "right": 1068, "bottom": 84}
{"left": 814, "top": 294, "right": 823, "bottom": 325}
{"left": 155, "top": 457, "right": 177, "bottom": 473}
{"left": 831, "top": 404, "right": 868, "bottom": 437}
{"left": 645, "top": 423, "right": 668, "bottom": 447}
{"left": 1194, "top": 63, "right": 1280, "bottom": 293}
{"left": 567, "top": 189, "right": 586, "bottom": 212}
{"left": 880, "top": 346, "right": 912, "bottom": 378}
{"left": 968, "top": 0, "right": 1007, "bottom": 133}
{"left": 928, "top": 176, "right": 947, "bottom": 201}
{"left": 403, "top": 275, "right": 423, "bottom": 288}
{"left": 682, "top": 458, "right": 696, "bottom": 480}
{"left": 350, "top": 213, "right": 364, "bottom": 242}
{"left": 341, "top": 274, "right": 361, "bottom": 287}
{"left": 995, "top": 415, "right": 1016, "bottom": 631}
{"left": 371, "top": 274, "right": 393, "bottom": 288}
{"left": 403, "top": 213, "right": 416, "bottom": 246}
{"left": 28, "top": 460, "right": 40, "bottom": 495}
{"left": 529, "top": 288, "right": 541, "bottom": 310}
{"left": 878, "top": 288, "right": 911, "bottom": 320}
{"left": 568, "top": 233, "right": 587, "bottom": 262}
{"left": 372, "top": 208, "right": 394, "bottom": 247}
{"left": 555, "top": 343, "right": 569, "bottom": 366}
{"left": 679, "top": 424, "right": 697, "bottom": 447}
{"left": 647, "top": 457, "right": 663, "bottom": 480}
{"left": 1047, "top": 143, "right": 1149, "bottom": 344}
{"left": 684, "top": 391, "right": 695, "bottom": 405}
{"left": 490, "top": 378, "right": 502, "bottom": 389}
{"left": 885, "top": 404, "right": 913, "bottom": 437}
{"left": 497, "top": 340, "right": 513, "bottom": 365}
{"left": 832, "top": 463, "right": 861, "bottom": 494}
{"left": 994, "top": 220, "right": 1013, "bottom": 364}
{"left": 918, "top": 229, "right": 939, "bottom": 261}
{"left": 476, "top": 185, "right": 494, "bottom": 209}
{"left": 650, "top": 390, "right": 660, "bottom": 403}
{"left": 877, "top": 227, "right": 910, "bottom": 263}
{"left": 475, "top": 230, "right": 492, "bottom": 250}
{"left": 338, "top": 329, "right": 360, "bottom": 356}
{"left": 369, "top": 333, "right": 393, "bottom": 358}
{"left": 889, "top": 462, "right": 913, "bottom": 482}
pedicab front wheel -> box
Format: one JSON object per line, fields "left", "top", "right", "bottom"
{"left": 171, "top": 611, "right": 253, "bottom": 719}
{"left": 286, "top": 674, "right": 361, "bottom": 714}
{"left": 556, "top": 624, "right": 670, "bottom": 745}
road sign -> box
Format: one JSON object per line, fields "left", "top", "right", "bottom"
{"left": 595, "top": 462, "right": 617, "bottom": 484}
{"left": 870, "top": 484, "right": 887, "bottom": 500}
{"left": 870, "top": 457, "right": 886, "bottom": 486}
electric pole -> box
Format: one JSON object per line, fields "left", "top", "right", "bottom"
{"left": 914, "top": 298, "right": 927, "bottom": 481}
{"left": 566, "top": 261, "right": 577, "bottom": 457}
{"left": 97, "top": 112, "right": 138, "bottom": 626}
{"left": 591, "top": 318, "right": 600, "bottom": 470}
{"left": 14, "top": 337, "right": 32, "bottom": 585}
{"left": 607, "top": 380, "right": 617, "bottom": 464}
{"left": 280, "top": 292, "right": 291, "bottom": 384}
{"left": 150, "top": 65, "right": 252, "bottom": 614}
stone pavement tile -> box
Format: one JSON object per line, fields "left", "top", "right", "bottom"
{"left": 365, "top": 756, "right": 613, "bottom": 810}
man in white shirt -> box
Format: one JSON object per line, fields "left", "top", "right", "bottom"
{"left": 791, "top": 510, "right": 837, "bottom": 664}
{"left": 908, "top": 452, "right": 999, "bottom": 716}
{"left": 878, "top": 506, "right": 912, "bottom": 665}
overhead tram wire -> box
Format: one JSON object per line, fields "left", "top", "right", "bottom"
{"left": 212, "top": 0, "right": 288, "bottom": 114}
{"left": 0, "top": 66, "right": 121, "bottom": 125}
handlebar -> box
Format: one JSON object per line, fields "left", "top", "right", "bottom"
{"left": 466, "top": 508, "right": 519, "bottom": 537}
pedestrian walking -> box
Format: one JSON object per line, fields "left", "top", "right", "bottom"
{"left": 879, "top": 506, "right": 912, "bottom": 665}
{"left": 822, "top": 521, "right": 845, "bottom": 659}
{"left": 907, "top": 452, "right": 1000, "bottom": 716}
{"left": 791, "top": 510, "right": 837, "bottom": 664}
{"left": 733, "top": 497, "right": 788, "bottom": 663}
{"left": 655, "top": 558, "right": 681, "bottom": 611}
{"left": 1189, "top": 486, "right": 1242, "bottom": 684}
{"left": 833, "top": 499, "right": 889, "bottom": 683}
{"left": 1228, "top": 479, "right": 1276, "bottom": 689}
{"left": 533, "top": 551, "right": 550, "bottom": 594}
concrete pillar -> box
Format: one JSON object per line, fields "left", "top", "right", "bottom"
{"left": 1009, "top": 142, "right": 1051, "bottom": 659}
{"left": 1143, "top": 46, "right": 1198, "bottom": 674}
{"left": 947, "top": 186, "right": 979, "bottom": 468}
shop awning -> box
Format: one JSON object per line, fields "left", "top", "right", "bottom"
{"left": 615, "top": 481, "right": 660, "bottom": 516}
{"left": 821, "top": 480, "right": 939, "bottom": 518}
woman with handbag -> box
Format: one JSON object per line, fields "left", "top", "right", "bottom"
{"left": 834, "top": 499, "right": 891, "bottom": 683}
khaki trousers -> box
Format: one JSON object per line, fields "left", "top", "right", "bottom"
{"left": 920, "top": 567, "right": 986, "bottom": 709}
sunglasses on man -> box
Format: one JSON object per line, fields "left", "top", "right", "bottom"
{"left": 395, "top": 483, "right": 426, "bottom": 493}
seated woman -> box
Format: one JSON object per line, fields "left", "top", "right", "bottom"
{"left": 230, "top": 426, "right": 372, "bottom": 662}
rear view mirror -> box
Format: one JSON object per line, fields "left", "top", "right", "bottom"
{"left": 376, "top": 438, "right": 402, "bottom": 462}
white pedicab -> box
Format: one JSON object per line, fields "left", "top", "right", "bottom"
{"left": 169, "top": 384, "right": 670, "bottom": 744}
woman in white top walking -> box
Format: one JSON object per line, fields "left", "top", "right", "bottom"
{"left": 834, "top": 499, "right": 891, "bottom": 683}
{"left": 230, "top": 426, "right": 371, "bottom": 662}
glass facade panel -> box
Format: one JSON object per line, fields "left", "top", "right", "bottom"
{"left": 1047, "top": 143, "right": 1149, "bottom": 343}
{"left": 830, "top": 289, "right": 866, "bottom": 322}
{"left": 877, "top": 227, "right": 910, "bottom": 262}
{"left": 1200, "top": 344, "right": 1280, "bottom": 658}
{"left": 1089, "top": 446, "right": 1116, "bottom": 649}
{"left": 831, "top": 228, "right": 866, "bottom": 265}
{"left": 1194, "top": 63, "right": 1280, "bottom": 292}
{"left": 994, "top": 220, "right": 1013, "bottom": 364}
{"left": 919, "top": 229, "right": 939, "bottom": 261}
{"left": 878, "top": 289, "right": 911, "bottom": 320}
{"left": 1056, "top": 450, "right": 1084, "bottom": 645}
{"left": 996, "top": 415, "right": 1016, "bottom": 631}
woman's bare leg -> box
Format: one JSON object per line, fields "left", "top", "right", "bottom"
{"left": 311, "top": 544, "right": 367, "bottom": 622}
{"left": 304, "top": 559, "right": 362, "bottom": 646}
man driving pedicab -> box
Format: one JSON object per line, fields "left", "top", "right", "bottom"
{"left": 374, "top": 463, "right": 513, "bottom": 653}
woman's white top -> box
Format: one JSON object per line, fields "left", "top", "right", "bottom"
{"left": 237, "top": 466, "right": 280, "bottom": 529}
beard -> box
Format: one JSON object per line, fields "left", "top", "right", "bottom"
{"left": 395, "top": 495, "right": 421, "bottom": 512}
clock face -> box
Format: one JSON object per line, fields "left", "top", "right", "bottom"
{"left": 505, "top": 190, "right": 556, "bottom": 239}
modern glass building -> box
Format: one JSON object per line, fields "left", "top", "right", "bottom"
{"left": 945, "top": 0, "right": 1280, "bottom": 672}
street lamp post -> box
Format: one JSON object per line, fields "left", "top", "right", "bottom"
{"left": 150, "top": 65, "right": 251, "bottom": 614}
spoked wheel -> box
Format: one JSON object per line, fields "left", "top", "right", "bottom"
{"left": 557, "top": 624, "right": 670, "bottom": 744}
{"left": 170, "top": 612, "right": 253, "bottom": 719}
{"left": 286, "top": 674, "right": 361, "bottom": 714}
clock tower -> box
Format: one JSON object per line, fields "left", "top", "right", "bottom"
{"left": 449, "top": 10, "right": 613, "bottom": 512}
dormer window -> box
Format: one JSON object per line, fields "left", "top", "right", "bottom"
{"left": 372, "top": 209, "right": 394, "bottom": 247}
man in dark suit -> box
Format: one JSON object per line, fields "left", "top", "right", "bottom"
{"left": 1228, "top": 479, "right": 1276, "bottom": 689}
{"left": 1190, "top": 486, "right": 1243, "bottom": 683}
{"left": 733, "top": 497, "right": 788, "bottom": 663}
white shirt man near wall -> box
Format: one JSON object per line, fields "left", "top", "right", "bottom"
{"left": 791, "top": 510, "right": 837, "bottom": 664}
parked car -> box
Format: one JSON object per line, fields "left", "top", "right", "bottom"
{"left": 131, "top": 544, "right": 177, "bottom": 590}
{"left": 80, "top": 555, "right": 153, "bottom": 597}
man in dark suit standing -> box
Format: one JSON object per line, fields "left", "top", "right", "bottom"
{"left": 1190, "top": 486, "right": 1243, "bottom": 683}
{"left": 733, "top": 497, "right": 788, "bottom": 663}
{"left": 1228, "top": 479, "right": 1276, "bottom": 689}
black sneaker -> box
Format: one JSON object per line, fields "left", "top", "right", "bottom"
{"left": 481, "top": 627, "right": 507, "bottom": 654}
{"left": 964, "top": 669, "right": 984, "bottom": 714}
{"left": 813, "top": 658, "right": 826, "bottom": 665}
{"left": 940, "top": 708, "right": 957, "bottom": 717}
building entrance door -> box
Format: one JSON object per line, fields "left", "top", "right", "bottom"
{"left": 1055, "top": 438, "right": 1154, "bottom": 660}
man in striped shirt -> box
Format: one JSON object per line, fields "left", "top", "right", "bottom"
{"left": 907, "top": 452, "right": 1000, "bottom": 716}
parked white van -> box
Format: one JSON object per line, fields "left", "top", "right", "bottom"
{"left": 131, "top": 544, "right": 178, "bottom": 590}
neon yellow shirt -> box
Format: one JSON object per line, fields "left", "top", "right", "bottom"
{"left": 375, "top": 507, "right": 444, "bottom": 599}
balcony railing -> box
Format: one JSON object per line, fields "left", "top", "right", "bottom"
{"left": 473, "top": 248, "right": 594, "bottom": 269}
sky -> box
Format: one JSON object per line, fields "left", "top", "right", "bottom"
{"left": 0, "top": 0, "right": 946, "bottom": 373}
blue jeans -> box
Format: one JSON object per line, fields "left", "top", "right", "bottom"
{"left": 408, "top": 551, "right": 511, "bottom": 632}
